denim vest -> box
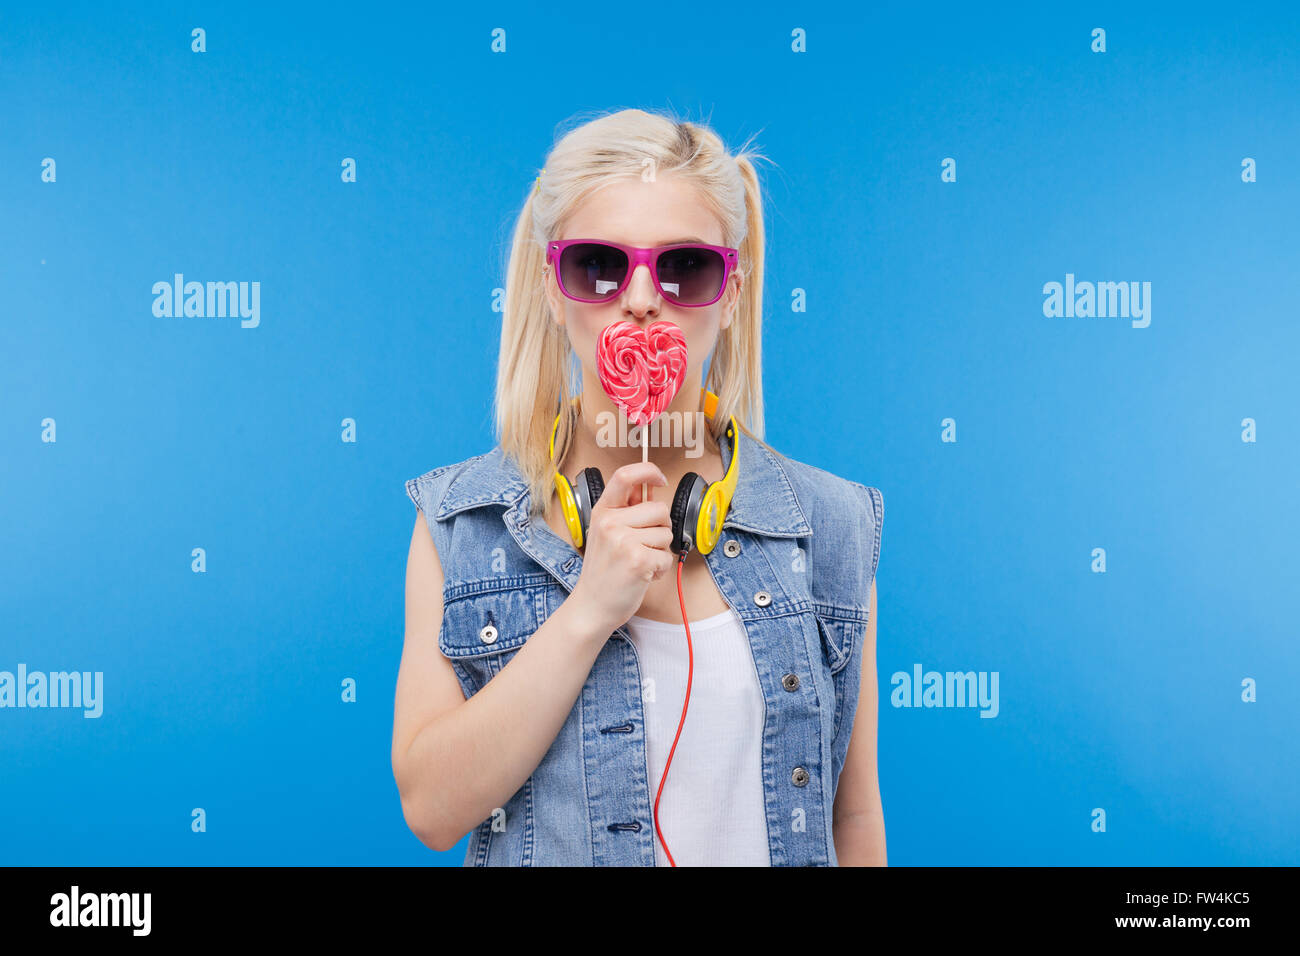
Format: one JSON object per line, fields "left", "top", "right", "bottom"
{"left": 404, "top": 427, "right": 883, "bottom": 866}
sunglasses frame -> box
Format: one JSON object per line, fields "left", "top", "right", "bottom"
{"left": 545, "top": 238, "right": 740, "bottom": 308}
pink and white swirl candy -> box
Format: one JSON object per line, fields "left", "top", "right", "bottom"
{"left": 595, "top": 320, "right": 689, "bottom": 427}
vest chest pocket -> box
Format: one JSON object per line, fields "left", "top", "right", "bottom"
{"left": 813, "top": 607, "right": 866, "bottom": 677}
{"left": 438, "top": 572, "right": 552, "bottom": 698}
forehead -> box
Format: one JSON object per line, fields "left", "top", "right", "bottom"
{"left": 561, "top": 175, "right": 723, "bottom": 246}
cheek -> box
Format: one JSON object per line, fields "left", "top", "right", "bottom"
{"left": 565, "top": 309, "right": 608, "bottom": 362}
{"left": 683, "top": 318, "right": 723, "bottom": 372}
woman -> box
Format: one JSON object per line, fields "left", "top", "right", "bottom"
{"left": 393, "top": 108, "right": 885, "bottom": 866}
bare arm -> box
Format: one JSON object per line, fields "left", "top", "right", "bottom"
{"left": 391, "top": 511, "right": 612, "bottom": 852}
{"left": 832, "top": 578, "right": 887, "bottom": 865}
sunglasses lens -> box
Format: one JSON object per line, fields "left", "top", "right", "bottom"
{"left": 557, "top": 243, "right": 628, "bottom": 301}
{"left": 656, "top": 247, "right": 726, "bottom": 305}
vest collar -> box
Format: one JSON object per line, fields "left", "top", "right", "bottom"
{"left": 434, "top": 426, "right": 813, "bottom": 539}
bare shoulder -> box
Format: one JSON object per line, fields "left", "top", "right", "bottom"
{"left": 393, "top": 452, "right": 496, "bottom": 796}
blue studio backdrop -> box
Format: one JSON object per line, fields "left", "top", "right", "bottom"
{"left": 3, "top": 2, "right": 1298, "bottom": 865}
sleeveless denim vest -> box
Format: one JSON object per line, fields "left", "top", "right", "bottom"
{"left": 404, "top": 428, "right": 883, "bottom": 866}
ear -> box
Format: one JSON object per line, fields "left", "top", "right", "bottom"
{"left": 719, "top": 271, "right": 742, "bottom": 331}
{"left": 543, "top": 266, "right": 564, "bottom": 326}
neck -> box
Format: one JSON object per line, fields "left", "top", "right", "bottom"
{"left": 559, "top": 376, "right": 725, "bottom": 498}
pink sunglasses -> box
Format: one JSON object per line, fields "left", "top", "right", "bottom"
{"left": 546, "top": 238, "right": 739, "bottom": 308}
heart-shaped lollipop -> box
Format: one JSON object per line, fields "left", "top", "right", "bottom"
{"left": 596, "top": 320, "right": 688, "bottom": 427}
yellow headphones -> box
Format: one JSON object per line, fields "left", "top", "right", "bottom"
{"left": 550, "top": 387, "right": 740, "bottom": 556}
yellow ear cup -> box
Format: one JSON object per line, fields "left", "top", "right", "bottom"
{"left": 692, "top": 415, "right": 739, "bottom": 555}
{"left": 696, "top": 486, "right": 724, "bottom": 554}
{"left": 553, "top": 473, "right": 586, "bottom": 549}
{"left": 550, "top": 399, "right": 588, "bottom": 549}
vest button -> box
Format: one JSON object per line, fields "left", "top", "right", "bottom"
{"left": 723, "top": 539, "right": 741, "bottom": 557}
{"left": 479, "top": 624, "right": 498, "bottom": 644}
{"left": 791, "top": 766, "right": 810, "bottom": 787}
{"left": 753, "top": 590, "right": 771, "bottom": 607}
{"left": 782, "top": 673, "right": 800, "bottom": 692}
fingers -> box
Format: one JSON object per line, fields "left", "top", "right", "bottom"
{"left": 633, "top": 527, "right": 677, "bottom": 583}
{"left": 588, "top": 510, "right": 673, "bottom": 549}
{"left": 634, "top": 532, "right": 679, "bottom": 581}
{"left": 588, "top": 501, "right": 671, "bottom": 552}
{"left": 631, "top": 525, "right": 675, "bottom": 550}
{"left": 616, "top": 500, "right": 672, "bottom": 529}
{"left": 597, "top": 461, "right": 667, "bottom": 509}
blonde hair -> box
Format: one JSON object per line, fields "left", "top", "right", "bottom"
{"left": 495, "top": 108, "right": 774, "bottom": 518}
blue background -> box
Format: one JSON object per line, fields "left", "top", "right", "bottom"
{"left": 3, "top": 1, "right": 1297, "bottom": 865}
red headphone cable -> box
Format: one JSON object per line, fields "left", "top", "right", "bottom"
{"left": 652, "top": 550, "right": 693, "bottom": 867}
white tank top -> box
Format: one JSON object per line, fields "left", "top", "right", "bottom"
{"left": 623, "top": 606, "right": 771, "bottom": 866}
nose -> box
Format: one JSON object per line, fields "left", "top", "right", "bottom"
{"left": 622, "top": 262, "right": 661, "bottom": 320}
